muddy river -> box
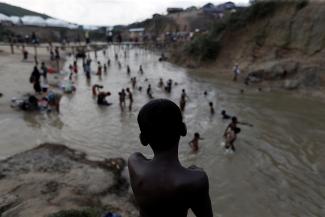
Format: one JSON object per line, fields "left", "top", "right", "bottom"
{"left": 0, "top": 46, "right": 324, "bottom": 217}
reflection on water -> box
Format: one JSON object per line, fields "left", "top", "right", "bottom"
{"left": 0, "top": 46, "right": 325, "bottom": 217}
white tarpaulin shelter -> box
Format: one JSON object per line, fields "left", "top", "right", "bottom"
{"left": 21, "top": 16, "right": 47, "bottom": 27}
{"left": 46, "top": 18, "right": 68, "bottom": 28}
{"left": 9, "top": 16, "right": 22, "bottom": 25}
{"left": 1, "top": 13, "right": 79, "bottom": 29}
{"left": 46, "top": 18, "right": 79, "bottom": 29}
{"left": 0, "top": 13, "right": 11, "bottom": 22}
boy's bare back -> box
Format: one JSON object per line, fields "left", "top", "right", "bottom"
{"left": 128, "top": 99, "right": 213, "bottom": 217}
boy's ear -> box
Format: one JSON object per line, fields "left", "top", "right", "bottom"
{"left": 180, "top": 122, "right": 187, "bottom": 137}
{"left": 140, "top": 133, "right": 149, "bottom": 146}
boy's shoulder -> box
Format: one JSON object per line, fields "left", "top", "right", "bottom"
{"left": 128, "top": 152, "right": 148, "bottom": 169}
{"left": 181, "top": 166, "right": 209, "bottom": 193}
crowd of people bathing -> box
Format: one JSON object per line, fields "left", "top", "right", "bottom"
{"left": 14, "top": 44, "right": 254, "bottom": 153}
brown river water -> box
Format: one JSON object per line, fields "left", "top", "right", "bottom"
{"left": 0, "top": 46, "right": 324, "bottom": 217}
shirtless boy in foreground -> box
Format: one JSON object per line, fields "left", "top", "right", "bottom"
{"left": 128, "top": 99, "right": 213, "bottom": 217}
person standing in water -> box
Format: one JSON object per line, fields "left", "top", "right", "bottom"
{"left": 126, "top": 88, "right": 134, "bottom": 111}
{"left": 147, "top": 84, "right": 153, "bottom": 99}
{"left": 139, "top": 65, "right": 144, "bottom": 74}
{"left": 224, "top": 116, "right": 254, "bottom": 152}
{"left": 119, "top": 89, "right": 126, "bottom": 110}
{"left": 158, "top": 78, "right": 164, "bottom": 88}
{"left": 29, "top": 65, "right": 41, "bottom": 94}
{"left": 233, "top": 64, "right": 240, "bottom": 82}
{"left": 131, "top": 77, "right": 137, "bottom": 89}
{"left": 97, "top": 61, "right": 102, "bottom": 76}
{"left": 73, "top": 60, "right": 78, "bottom": 74}
{"left": 128, "top": 99, "right": 213, "bottom": 217}
{"left": 189, "top": 132, "right": 204, "bottom": 153}
{"left": 127, "top": 65, "right": 131, "bottom": 75}
{"left": 209, "top": 102, "right": 215, "bottom": 115}
{"left": 104, "top": 64, "right": 107, "bottom": 74}
{"left": 40, "top": 62, "right": 48, "bottom": 80}
{"left": 224, "top": 117, "right": 241, "bottom": 152}
{"left": 179, "top": 89, "right": 188, "bottom": 112}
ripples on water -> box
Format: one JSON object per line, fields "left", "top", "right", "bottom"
{"left": 0, "top": 46, "right": 324, "bottom": 217}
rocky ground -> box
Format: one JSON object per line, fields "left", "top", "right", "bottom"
{"left": 0, "top": 143, "right": 137, "bottom": 217}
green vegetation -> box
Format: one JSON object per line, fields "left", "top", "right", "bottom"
{"left": 185, "top": 34, "right": 221, "bottom": 61}
{"left": 0, "top": 2, "right": 51, "bottom": 18}
{"left": 48, "top": 208, "right": 103, "bottom": 217}
{"left": 184, "top": 1, "right": 284, "bottom": 61}
{"left": 227, "top": 1, "right": 281, "bottom": 30}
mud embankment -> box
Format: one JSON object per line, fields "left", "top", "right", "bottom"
{"left": 0, "top": 144, "right": 137, "bottom": 217}
{"left": 167, "top": 1, "right": 325, "bottom": 94}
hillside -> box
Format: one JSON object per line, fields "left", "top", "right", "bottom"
{"left": 170, "top": 1, "right": 325, "bottom": 91}
{"left": 0, "top": 2, "right": 51, "bottom": 18}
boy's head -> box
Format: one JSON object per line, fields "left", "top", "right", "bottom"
{"left": 137, "top": 99, "right": 187, "bottom": 151}
{"left": 221, "top": 110, "right": 226, "bottom": 115}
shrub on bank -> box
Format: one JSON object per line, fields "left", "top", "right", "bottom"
{"left": 185, "top": 34, "right": 221, "bottom": 61}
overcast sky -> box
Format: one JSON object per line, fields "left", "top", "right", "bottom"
{"left": 3, "top": 0, "right": 249, "bottom": 26}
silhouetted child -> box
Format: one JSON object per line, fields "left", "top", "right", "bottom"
{"left": 127, "top": 65, "right": 131, "bottom": 75}
{"left": 189, "top": 132, "right": 204, "bottom": 153}
{"left": 158, "top": 78, "right": 164, "bottom": 88}
{"left": 104, "top": 64, "right": 107, "bottom": 74}
{"left": 128, "top": 99, "right": 213, "bottom": 217}
{"left": 119, "top": 89, "right": 126, "bottom": 110}
{"left": 147, "top": 84, "right": 153, "bottom": 99}
{"left": 209, "top": 102, "right": 215, "bottom": 115}
{"left": 97, "top": 61, "right": 102, "bottom": 76}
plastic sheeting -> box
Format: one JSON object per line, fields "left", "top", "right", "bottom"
{"left": 0, "top": 13, "right": 11, "bottom": 21}
{"left": 21, "top": 16, "right": 47, "bottom": 26}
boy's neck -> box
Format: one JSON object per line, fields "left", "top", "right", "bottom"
{"left": 152, "top": 144, "right": 180, "bottom": 165}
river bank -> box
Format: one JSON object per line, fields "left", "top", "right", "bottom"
{"left": 165, "top": 45, "right": 325, "bottom": 101}
{"left": 162, "top": 1, "right": 325, "bottom": 100}
{"left": 0, "top": 143, "right": 137, "bottom": 217}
